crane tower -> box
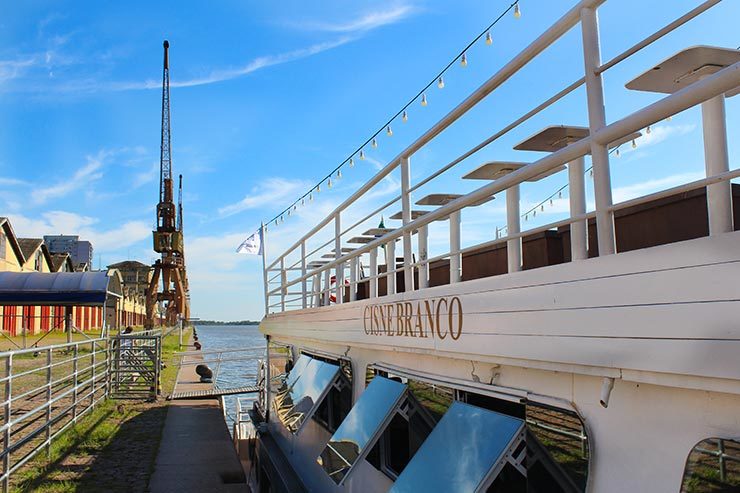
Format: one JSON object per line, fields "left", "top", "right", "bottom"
{"left": 145, "top": 40, "right": 190, "bottom": 328}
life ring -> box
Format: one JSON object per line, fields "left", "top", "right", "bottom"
{"left": 329, "top": 275, "right": 350, "bottom": 303}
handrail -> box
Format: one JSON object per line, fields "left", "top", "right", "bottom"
{"left": 270, "top": 61, "right": 740, "bottom": 296}
{"left": 266, "top": 0, "right": 606, "bottom": 271}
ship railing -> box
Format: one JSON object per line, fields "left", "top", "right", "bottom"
{"left": 263, "top": 0, "right": 737, "bottom": 313}
{"left": 695, "top": 439, "right": 740, "bottom": 483}
{"left": 0, "top": 339, "right": 109, "bottom": 491}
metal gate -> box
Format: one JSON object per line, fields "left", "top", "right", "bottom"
{"left": 109, "top": 330, "right": 161, "bottom": 400}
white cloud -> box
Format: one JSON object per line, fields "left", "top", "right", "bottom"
{"left": 0, "top": 57, "right": 37, "bottom": 82}
{"left": 217, "top": 177, "right": 312, "bottom": 218}
{"left": 293, "top": 5, "right": 416, "bottom": 33}
{"left": 7, "top": 210, "right": 151, "bottom": 252}
{"left": 0, "top": 177, "right": 29, "bottom": 186}
{"left": 33, "top": 150, "right": 107, "bottom": 204}
{"left": 132, "top": 162, "right": 159, "bottom": 188}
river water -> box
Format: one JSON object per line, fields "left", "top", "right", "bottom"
{"left": 193, "top": 324, "right": 264, "bottom": 433}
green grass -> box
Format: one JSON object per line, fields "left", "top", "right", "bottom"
{"left": 9, "top": 327, "right": 191, "bottom": 493}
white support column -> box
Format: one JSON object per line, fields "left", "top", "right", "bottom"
{"left": 568, "top": 156, "right": 588, "bottom": 260}
{"left": 701, "top": 94, "right": 733, "bottom": 235}
{"left": 400, "top": 156, "right": 414, "bottom": 292}
{"left": 581, "top": 6, "right": 615, "bottom": 256}
{"left": 280, "top": 257, "right": 286, "bottom": 312}
{"left": 386, "top": 240, "right": 396, "bottom": 295}
{"left": 260, "top": 223, "right": 269, "bottom": 315}
{"left": 350, "top": 257, "right": 358, "bottom": 302}
{"left": 450, "top": 211, "right": 461, "bottom": 283}
{"left": 418, "top": 224, "right": 429, "bottom": 289}
{"left": 335, "top": 213, "right": 344, "bottom": 304}
{"left": 506, "top": 185, "right": 522, "bottom": 273}
{"left": 300, "top": 241, "right": 307, "bottom": 309}
{"left": 369, "top": 247, "right": 378, "bottom": 298}
{"left": 312, "top": 274, "right": 321, "bottom": 308}
{"left": 323, "top": 269, "right": 331, "bottom": 306}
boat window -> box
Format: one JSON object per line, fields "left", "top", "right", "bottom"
{"left": 268, "top": 341, "right": 293, "bottom": 394}
{"left": 317, "top": 376, "right": 406, "bottom": 485}
{"left": 273, "top": 356, "right": 341, "bottom": 433}
{"left": 389, "top": 401, "right": 526, "bottom": 493}
{"left": 680, "top": 438, "right": 740, "bottom": 492}
{"left": 459, "top": 391, "right": 589, "bottom": 492}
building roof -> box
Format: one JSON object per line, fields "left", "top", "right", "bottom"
{"left": 0, "top": 271, "right": 122, "bottom": 306}
{"left": 0, "top": 217, "right": 27, "bottom": 266}
{"left": 50, "top": 252, "right": 74, "bottom": 272}
{"left": 107, "top": 260, "right": 151, "bottom": 270}
{"left": 17, "top": 238, "right": 43, "bottom": 260}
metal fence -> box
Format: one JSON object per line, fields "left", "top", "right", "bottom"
{"left": 109, "top": 331, "right": 162, "bottom": 400}
{"left": 0, "top": 338, "right": 109, "bottom": 491}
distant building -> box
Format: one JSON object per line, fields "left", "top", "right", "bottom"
{"left": 43, "top": 235, "right": 94, "bottom": 269}
{"left": 107, "top": 260, "right": 152, "bottom": 327}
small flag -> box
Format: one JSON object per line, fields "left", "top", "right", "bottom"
{"left": 236, "top": 229, "right": 263, "bottom": 255}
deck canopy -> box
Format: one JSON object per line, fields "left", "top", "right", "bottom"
{"left": 0, "top": 271, "right": 122, "bottom": 306}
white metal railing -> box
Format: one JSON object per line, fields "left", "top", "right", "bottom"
{"left": 263, "top": 0, "right": 737, "bottom": 314}
{"left": 0, "top": 338, "right": 109, "bottom": 491}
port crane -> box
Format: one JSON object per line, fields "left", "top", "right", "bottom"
{"left": 145, "top": 40, "right": 190, "bottom": 328}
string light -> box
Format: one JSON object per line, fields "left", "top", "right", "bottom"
{"left": 372, "top": 138, "right": 378, "bottom": 149}
{"left": 525, "top": 214, "right": 528, "bottom": 221}
{"left": 337, "top": 169, "right": 342, "bottom": 179}
{"left": 421, "top": 93, "right": 428, "bottom": 106}
{"left": 590, "top": 169, "right": 594, "bottom": 177}
{"left": 349, "top": 158, "right": 354, "bottom": 168}
{"left": 317, "top": 184, "right": 321, "bottom": 193}
{"left": 402, "top": 110, "right": 408, "bottom": 122}
{"left": 549, "top": 199, "right": 553, "bottom": 206}
{"left": 460, "top": 53, "right": 468, "bottom": 67}
{"left": 486, "top": 32, "right": 493, "bottom": 45}
{"left": 328, "top": 178, "right": 333, "bottom": 189}
{"left": 666, "top": 115, "right": 672, "bottom": 122}
{"left": 386, "top": 125, "right": 393, "bottom": 136}
{"left": 558, "top": 191, "right": 562, "bottom": 198}
{"left": 437, "top": 76, "right": 445, "bottom": 89}
{"left": 646, "top": 125, "right": 651, "bottom": 134}
{"left": 301, "top": 198, "right": 305, "bottom": 206}
{"left": 533, "top": 210, "right": 536, "bottom": 218}
{"left": 514, "top": 3, "right": 521, "bottom": 18}
{"left": 540, "top": 205, "right": 544, "bottom": 212}
{"left": 309, "top": 192, "right": 313, "bottom": 202}
{"left": 360, "top": 150, "right": 366, "bottom": 160}
{"left": 288, "top": 209, "right": 291, "bottom": 217}
{"left": 615, "top": 148, "right": 620, "bottom": 157}
{"left": 631, "top": 139, "right": 637, "bottom": 149}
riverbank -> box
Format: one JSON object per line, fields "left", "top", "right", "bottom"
{"left": 10, "top": 327, "right": 190, "bottom": 492}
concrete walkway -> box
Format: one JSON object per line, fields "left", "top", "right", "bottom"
{"left": 149, "top": 348, "right": 247, "bottom": 492}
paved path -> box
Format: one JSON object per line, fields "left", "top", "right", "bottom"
{"left": 149, "top": 347, "right": 247, "bottom": 492}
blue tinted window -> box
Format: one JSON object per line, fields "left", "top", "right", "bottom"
{"left": 390, "top": 401, "right": 524, "bottom": 493}
{"left": 274, "top": 357, "right": 340, "bottom": 433}
{"left": 318, "top": 377, "right": 406, "bottom": 484}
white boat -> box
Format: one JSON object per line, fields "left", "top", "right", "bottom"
{"left": 237, "top": 1, "right": 740, "bottom": 491}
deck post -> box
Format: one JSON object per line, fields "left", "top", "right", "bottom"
{"left": 701, "top": 94, "right": 733, "bottom": 235}
{"left": 301, "top": 240, "right": 307, "bottom": 309}
{"left": 312, "top": 273, "right": 320, "bottom": 308}
{"left": 506, "top": 184, "right": 522, "bottom": 273}
{"left": 581, "top": 6, "right": 615, "bottom": 256}
{"left": 260, "top": 223, "right": 269, "bottom": 315}
{"left": 323, "top": 269, "right": 331, "bottom": 306}
{"left": 386, "top": 239, "right": 396, "bottom": 295}
{"left": 418, "top": 224, "right": 429, "bottom": 289}
{"left": 450, "top": 211, "right": 462, "bottom": 283}
{"left": 369, "top": 247, "right": 378, "bottom": 298}
{"left": 400, "top": 156, "right": 414, "bottom": 292}
{"left": 350, "top": 257, "right": 358, "bottom": 302}
{"left": 335, "top": 213, "right": 344, "bottom": 304}
{"left": 569, "top": 156, "right": 588, "bottom": 260}
{"left": 280, "top": 257, "right": 286, "bottom": 311}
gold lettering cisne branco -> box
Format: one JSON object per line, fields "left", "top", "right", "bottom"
{"left": 363, "top": 296, "right": 463, "bottom": 340}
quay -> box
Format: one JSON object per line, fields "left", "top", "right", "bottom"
{"left": 149, "top": 341, "right": 248, "bottom": 493}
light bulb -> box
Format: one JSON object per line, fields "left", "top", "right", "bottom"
{"left": 288, "top": 209, "right": 291, "bottom": 216}
{"left": 437, "top": 76, "right": 445, "bottom": 89}
{"left": 337, "top": 169, "right": 342, "bottom": 179}
{"left": 301, "top": 198, "right": 305, "bottom": 206}
{"left": 293, "top": 205, "right": 297, "bottom": 211}
{"left": 372, "top": 138, "right": 378, "bottom": 149}
{"left": 615, "top": 148, "right": 620, "bottom": 157}
{"left": 533, "top": 210, "right": 536, "bottom": 217}
{"left": 540, "top": 205, "right": 544, "bottom": 212}
{"left": 360, "top": 150, "right": 366, "bottom": 160}
{"left": 328, "top": 178, "right": 332, "bottom": 189}
{"left": 317, "top": 184, "right": 321, "bottom": 193}
{"left": 402, "top": 110, "right": 408, "bottom": 122}
{"left": 460, "top": 53, "right": 467, "bottom": 67}
{"left": 631, "top": 139, "right": 637, "bottom": 149}
{"left": 590, "top": 169, "right": 594, "bottom": 177}
{"left": 666, "top": 115, "right": 672, "bottom": 122}
{"left": 549, "top": 199, "right": 553, "bottom": 205}
{"left": 349, "top": 158, "right": 354, "bottom": 168}
{"left": 646, "top": 125, "right": 651, "bottom": 134}
{"left": 386, "top": 125, "right": 393, "bottom": 136}
{"left": 421, "top": 93, "right": 428, "bottom": 106}
{"left": 558, "top": 191, "right": 562, "bottom": 198}
{"left": 309, "top": 192, "right": 313, "bottom": 202}
{"left": 525, "top": 214, "right": 528, "bottom": 221}
{"left": 485, "top": 32, "right": 492, "bottom": 45}
{"left": 514, "top": 3, "right": 521, "bottom": 18}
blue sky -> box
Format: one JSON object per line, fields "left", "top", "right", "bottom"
{"left": 1, "top": 1, "right": 738, "bottom": 321}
